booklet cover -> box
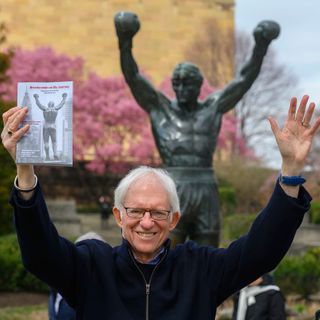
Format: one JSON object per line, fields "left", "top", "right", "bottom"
{"left": 16, "top": 81, "right": 73, "bottom": 166}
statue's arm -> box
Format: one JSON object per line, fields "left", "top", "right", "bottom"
{"left": 115, "top": 12, "right": 160, "bottom": 113}
{"left": 215, "top": 21, "right": 280, "bottom": 114}
{"left": 33, "top": 94, "right": 47, "bottom": 111}
{"left": 55, "top": 93, "right": 67, "bottom": 110}
{"left": 119, "top": 42, "right": 161, "bottom": 112}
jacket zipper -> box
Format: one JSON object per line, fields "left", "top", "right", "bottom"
{"left": 146, "top": 283, "right": 150, "bottom": 320}
{"left": 128, "top": 249, "right": 167, "bottom": 320}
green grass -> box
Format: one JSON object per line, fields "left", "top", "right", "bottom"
{"left": 0, "top": 304, "right": 47, "bottom": 320}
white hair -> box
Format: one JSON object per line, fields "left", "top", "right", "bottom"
{"left": 114, "top": 166, "right": 180, "bottom": 216}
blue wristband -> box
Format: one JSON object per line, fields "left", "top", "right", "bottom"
{"left": 279, "top": 174, "right": 306, "bottom": 186}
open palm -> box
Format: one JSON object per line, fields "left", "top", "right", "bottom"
{"left": 268, "top": 95, "right": 320, "bottom": 175}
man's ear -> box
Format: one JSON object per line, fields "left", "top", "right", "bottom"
{"left": 169, "top": 212, "right": 181, "bottom": 231}
{"left": 113, "top": 207, "right": 122, "bottom": 228}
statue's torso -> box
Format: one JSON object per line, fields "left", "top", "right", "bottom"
{"left": 150, "top": 99, "right": 222, "bottom": 167}
{"left": 43, "top": 108, "right": 58, "bottom": 126}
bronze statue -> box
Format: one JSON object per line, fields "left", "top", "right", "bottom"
{"left": 114, "top": 11, "right": 280, "bottom": 247}
{"left": 33, "top": 93, "right": 67, "bottom": 161}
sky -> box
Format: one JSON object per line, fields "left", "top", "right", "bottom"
{"left": 235, "top": 0, "right": 320, "bottom": 167}
{"left": 236, "top": 0, "right": 320, "bottom": 103}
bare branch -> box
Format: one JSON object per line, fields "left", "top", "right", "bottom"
{"left": 185, "top": 19, "right": 234, "bottom": 87}
{"left": 185, "top": 21, "right": 300, "bottom": 165}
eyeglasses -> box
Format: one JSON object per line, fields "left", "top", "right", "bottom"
{"left": 123, "top": 207, "right": 171, "bottom": 221}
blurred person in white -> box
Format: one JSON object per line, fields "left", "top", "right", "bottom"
{"left": 232, "top": 274, "right": 286, "bottom": 320}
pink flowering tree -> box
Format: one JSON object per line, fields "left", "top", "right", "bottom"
{"left": 0, "top": 47, "right": 158, "bottom": 174}
{"left": 1, "top": 46, "right": 253, "bottom": 174}
{"left": 0, "top": 47, "right": 83, "bottom": 100}
{"left": 73, "top": 73, "right": 159, "bottom": 174}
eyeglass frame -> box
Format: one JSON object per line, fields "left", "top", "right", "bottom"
{"left": 123, "top": 206, "right": 172, "bottom": 221}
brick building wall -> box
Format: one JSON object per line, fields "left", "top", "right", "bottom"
{"left": 1, "top": 0, "right": 234, "bottom": 83}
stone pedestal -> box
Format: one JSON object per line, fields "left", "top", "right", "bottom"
{"left": 46, "top": 199, "right": 82, "bottom": 238}
{"left": 289, "top": 215, "right": 320, "bottom": 254}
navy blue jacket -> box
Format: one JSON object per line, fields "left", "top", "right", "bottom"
{"left": 10, "top": 181, "right": 310, "bottom": 320}
{"left": 48, "top": 289, "right": 76, "bottom": 320}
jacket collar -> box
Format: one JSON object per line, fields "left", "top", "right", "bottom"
{"left": 119, "top": 238, "right": 171, "bottom": 264}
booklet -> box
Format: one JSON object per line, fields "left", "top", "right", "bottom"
{"left": 16, "top": 81, "right": 73, "bottom": 166}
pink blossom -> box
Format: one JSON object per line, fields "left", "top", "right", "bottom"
{"left": 1, "top": 46, "right": 254, "bottom": 174}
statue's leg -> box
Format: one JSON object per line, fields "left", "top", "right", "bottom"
{"left": 43, "top": 128, "right": 50, "bottom": 160}
{"left": 50, "top": 128, "right": 59, "bottom": 160}
{"left": 190, "top": 181, "right": 220, "bottom": 247}
{"left": 169, "top": 179, "right": 193, "bottom": 247}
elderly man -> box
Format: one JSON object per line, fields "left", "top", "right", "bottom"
{"left": 1, "top": 95, "right": 320, "bottom": 319}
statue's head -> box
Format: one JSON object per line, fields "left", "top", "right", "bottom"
{"left": 171, "top": 62, "right": 203, "bottom": 105}
{"left": 48, "top": 101, "right": 55, "bottom": 108}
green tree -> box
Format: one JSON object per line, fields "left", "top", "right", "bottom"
{"left": 0, "top": 102, "right": 15, "bottom": 235}
{"left": 0, "top": 22, "right": 16, "bottom": 235}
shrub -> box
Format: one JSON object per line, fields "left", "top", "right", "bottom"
{"left": 309, "top": 201, "right": 320, "bottom": 224}
{"left": 219, "top": 186, "right": 236, "bottom": 216}
{"left": 222, "top": 213, "right": 256, "bottom": 240}
{"left": 0, "top": 234, "right": 48, "bottom": 292}
{"left": 0, "top": 33, "right": 16, "bottom": 235}
{"left": 274, "top": 247, "right": 320, "bottom": 299}
{"left": 216, "top": 157, "right": 274, "bottom": 215}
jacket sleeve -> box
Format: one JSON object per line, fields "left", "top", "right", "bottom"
{"left": 9, "top": 183, "right": 86, "bottom": 307}
{"left": 213, "top": 180, "right": 311, "bottom": 305}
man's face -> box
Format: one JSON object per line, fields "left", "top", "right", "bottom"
{"left": 113, "top": 174, "right": 180, "bottom": 263}
{"left": 172, "top": 71, "right": 201, "bottom": 105}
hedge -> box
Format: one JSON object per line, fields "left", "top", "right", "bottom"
{"left": 0, "top": 233, "right": 48, "bottom": 292}
{"left": 309, "top": 201, "right": 320, "bottom": 224}
{"left": 274, "top": 247, "right": 320, "bottom": 299}
{"left": 219, "top": 186, "right": 236, "bottom": 216}
{"left": 222, "top": 213, "right": 257, "bottom": 240}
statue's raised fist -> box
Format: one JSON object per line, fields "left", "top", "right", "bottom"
{"left": 254, "top": 20, "right": 280, "bottom": 43}
{"left": 33, "top": 94, "right": 39, "bottom": 99}
{"left": 114, "top": 11, "right": 140, "bottom": 40}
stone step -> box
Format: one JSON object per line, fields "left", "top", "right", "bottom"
{"left": 78, "top": 213, "right": 122, "bottom": 247}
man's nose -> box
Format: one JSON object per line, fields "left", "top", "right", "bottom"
{"left": 139, "top": 211, "right": 154, "bottom": 228}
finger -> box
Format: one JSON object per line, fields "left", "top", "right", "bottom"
{"left": 287, "top": 97, "right": 297, "bottom": 121}
{"left": 302, "top": 102, "right": 316, "bottom": 126}
{"left": 2, "top": 124, "right": 30, "bottom": 161}
{"left": 2, "top": 107, "right": 22, "bottom": 125}
{"left": 268, "top": 116, "right": 281, "bottom": 138}
{"left": 6, "top": 107, "right": 28, "bottom": 131}
{"left": 309, "top": 117, "right": 320, "bottom": 137}
{"left": 296, "top": 95, "right": 309, "bottom": 123}
{"left": 10, "top": 123, "right": 30, "bottom": 141}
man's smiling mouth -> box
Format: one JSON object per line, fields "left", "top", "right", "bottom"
{"left": 136, "top": 232, "right": 156, "bottom": 239}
